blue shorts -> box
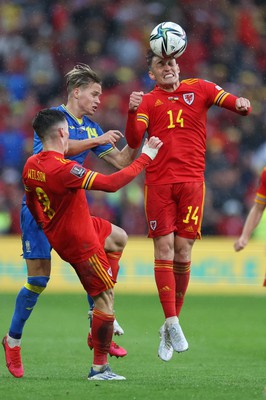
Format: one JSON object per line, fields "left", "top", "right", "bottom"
{"left": 20, "top": 203, "right": 52, "bottom": 260}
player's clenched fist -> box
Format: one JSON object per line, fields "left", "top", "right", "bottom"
{"left": 235, "top": 97, "right": 251, "bottom": 112}
{"left": 129, "top": 91, "right": 144, "bottom": 111}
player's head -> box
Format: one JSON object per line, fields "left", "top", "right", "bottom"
{"left": 65, "top": 64, "right": 102, "bottom": 117}
{"left": 32, "top": 109, "right": 69, "bottom": 151}
{"left": 146, "top": 49, "right": 180, "bottom": 91}
{"left": 65, "top": 63, "right": 102, "bottom": 93}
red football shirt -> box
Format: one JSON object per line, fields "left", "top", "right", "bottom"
{"left": 23, "top": 150, "right": 151, "bottom": 263}
{"left": 126, "top": 79, "right": 250, "bottom": 185}
{"left": 255, "top": 168, "right": 266, "bottom": 205}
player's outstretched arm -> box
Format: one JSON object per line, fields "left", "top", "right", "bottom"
{"left": 90, "top": 136, "right": 162, "bottom": 192}
{"left": 234, "top": 202, "right": 265, "bottom": 251}
{"left": 221, "top": 94, "right": 252, "bottom": 116}
{"left": 102, "top": 145, "right": 140, "bottom": 170}
{"left": 66, "top": 130, "right": 124, "bottom": 156}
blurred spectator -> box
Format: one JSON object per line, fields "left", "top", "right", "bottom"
{"left": 0, "top": 168, "right": 23, "bottom": 234}
{"left": 216, "top": 199, "right": 245, "bottom": 236}
{"left": 0, "top": 0, "right": 266, "bottom": 237}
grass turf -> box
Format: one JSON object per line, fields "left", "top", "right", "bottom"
{"left": 0, "top": 292, "right": 265, "bottom": 400}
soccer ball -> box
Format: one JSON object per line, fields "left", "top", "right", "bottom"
{"left": 149, "top": 21, "right": 187, "bottom": 59}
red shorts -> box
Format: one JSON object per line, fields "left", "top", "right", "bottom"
{"left": 72, "top": 246, "right": 115, "bottom": 297}
{"left": 91, "top": 216, "right": 112, "bottom": 246}
{"left": 144, "top": 181, "right": 205, "bottom": 239}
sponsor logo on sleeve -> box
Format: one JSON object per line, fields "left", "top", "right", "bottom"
{"left": 70, "top": 165, "right": 86, "bottom": 178}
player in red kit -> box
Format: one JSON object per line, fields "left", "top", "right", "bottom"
{"left": 234, "top": 167, "right": 266, "bottom": 287}
{"left": 22, "top": 108, "right": 162, "bottom": 380}
{"left": 125, "top": 49, "right": 252, "bottom": 362}
{"left": 3, "top": 65, "right": 133, "bottom": 379}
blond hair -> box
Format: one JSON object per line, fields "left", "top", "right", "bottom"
{"left": 65, "top": 63, "right": 101, "bottom": 93}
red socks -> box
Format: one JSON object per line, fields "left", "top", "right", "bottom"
{"left": 154, "top": 259, "right": 191, "bottom": 318}
{"left": 91, "top": 308, "right": 114, "bottom": 366}
{"left": 173, "top": 261, "right": 191, "bottom": 317}
{"left": 106, "top": 251, "right": 122, "bottom": 282}
{"left": 154, "top": 260, "right": 176, "bottom": 318}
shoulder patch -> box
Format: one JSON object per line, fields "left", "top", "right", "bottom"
{"left": 181, "top": 78, "right": 199, "bottom": 85}
{"left": 70, "top": 165, "right": 87, "bottom": 178}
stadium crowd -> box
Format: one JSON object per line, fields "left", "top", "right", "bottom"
{"left": 0, "top": 0, "right": 265, "bottom": 236}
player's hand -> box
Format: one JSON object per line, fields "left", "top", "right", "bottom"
{"left": 98, "top": 130, "right": 124, "bottom": 147}
{"left": 235, "top": 97, "right": 250, "bottom": 112}
{"left": 234, "top": 237, "right": 248, "bottom": 252}
{"left": 141, "top": 136, "right": 163, "bottom": 160}
{"left": 129, "top": 91, "right": 144, "bottom": 112}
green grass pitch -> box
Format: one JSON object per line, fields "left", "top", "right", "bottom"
{"left": 0, "top": 292, "right": 265, "bottom": 400}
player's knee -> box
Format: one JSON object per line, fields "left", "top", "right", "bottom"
{"left": 154, "top": 236, "right": 174, "bottom": 259}
{"left": 121, "top": 229, "right": 128, "bottom": 248}
{"left": 114, "top": 227, "right": 128, "bottom": 250}
{"left": 174, "top": 237, "right": 194, "bottom": 260}
{"left": 106, "top": 225, "right": 128, "bottom": 252}
{"left": 25, "top": 276, "right": 50, "bottom": 294}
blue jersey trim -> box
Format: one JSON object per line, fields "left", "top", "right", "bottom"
{"left": 33, "top": 104, "right": 113, "bottom": 165}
